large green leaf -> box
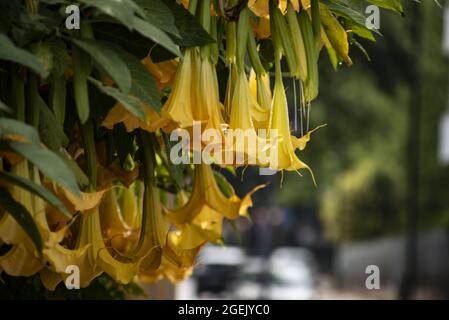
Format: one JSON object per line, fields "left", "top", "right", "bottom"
{"left": 79, "top": 0, "right": 145, "bottom": 28}
{"left": 132, "top": 17, "right": 181, "bottom": 57}
{"left": 89, "top": 78, "right": 146, "bottom": 121}
{"left": 93, "top": 23, "right": 152, "bottom": 59}
{"left": 0, "top": 118, "right": 40, "bottom": 145}
{"left": 0, "top": 170, "right": 71, "bottom": 218}
{"left": 8, "top": 141, "right": 80, "bottom": 197}
{"left": 366, "top": 0, "right": 404, "bottom": 15}
{"left": 164, "top": 1, "right": 215, "bottom": 47}
{"left": 113, "top": 47, "right": 162, "bottom": 111}
{"left": 0, "top": 188, "right": 42, "bottom": 253}
{"left": 73, "top": 39, "right": 132, "bottom": 94}
{"left": 0, "top": 33, "right": 44, "bottom": 74}
{"left": 134, "top": 0, "right": 180, "bottom": 37}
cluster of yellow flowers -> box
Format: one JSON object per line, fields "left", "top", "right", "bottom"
{"left": 0, "top": 0, "right": 350, "bottom": 289}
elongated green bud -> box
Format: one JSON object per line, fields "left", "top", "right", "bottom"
{"left": 298, "top": 10, "right": 319, "bottom": 103}
{"left": 236, "top": 8, "right": 250, "bottom": 72}
{"left": 286, "top": 2, "right": 308, "bottom": 81}
{"left": 311, "top": 0, "right": 321, "bottom": 51}
{"left": 247, "top": 30, "right": 265, "bottom": 76}
{"left": 49, "top": 76, "right": 67, "bottom": 127}
{"left": 270, "top": 1, "right": 298, "bottom": 77}
{"left": 27, "top": 75, "right": 40, "bottom": 128}
{"left": 200, "top": 0, "right": 212, "bottom": 59}
{"left": 210, "top": 15, "right": 219, "bottom": 65}
{"left": 80, "top": 119, "right": 97, "bottom": 192}
{"left": 73, "top": 23, "right": 94, "bottom": 124}
{"left": 226, "top": 21, "right": 237, "bottom": 65}
{"left": 11, "top": 69, "right": 25, "bottom": 122}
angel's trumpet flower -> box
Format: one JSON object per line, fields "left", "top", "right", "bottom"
{"left": 249, "top": 70, "right": 272, "bottom": 130}
{"left": 248, "top": 0, "right": 299, "bottom": 17}
{"left": 266, "top": 58, "right": 313, "bottom": 178}
{"left": 161, "top": 49, "right": 195, "bottom": 128}
{"left": 165, "top": 164, "right": 262, "bottom": 249}
{"left": 141, "top": 56, "right": 177, "bottom": 91}
{"left": 0, "top": 160, "right": 66, "bottom": 276}
{"left": 159, "top": 232, "right": 204, "bottom": 283}
{"left": 191, "top": 50, "right": 226, "bottom": 133}
{"left": 228, "top": 70, "right": 271, "bottom": 165}
{"left": 134, "top": 184, "right": 168, "bottom": 274}
{"left": 43, "top": 188, "right": 147, "bottom": 288}
{"left": 102, "top": 103, "right": 167, "bottom": 133}
{"left": 99, "top": 189, "right": 134, "bottom": 255}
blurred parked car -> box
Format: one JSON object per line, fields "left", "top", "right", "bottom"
{"left": 233, "top": 257, "right": 268, "bottom": 299}
{"left": 194, "top": 246, "right": 245, "bottom": 297}
{"left": 266, "top": 247, "right": 318, "bottom": 300}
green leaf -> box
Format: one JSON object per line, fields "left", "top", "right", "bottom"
{"left": 213, "top": 171, "right": 234, "bottom": 198}
{"left": 322, "top": 0, "right": 367, "bottom": 26}
{"left": 132, "top": 17, "right": 181, "bottom": 57}
{"left": 38, "top": 95, "right": 69, "bottom": 151}
{"left": 0, "top": 118, "right": 40, "bottom": 145}
{"left": 134, "top": 0, "right": 180, "bottom": 37}
{"left": 93, "top": 23, "right": 152, "bottom": 59}
{"left": 366, "top": 0, "right": 404, "bottom": 15}
{"left": 0, "top": 33, "right": 44, "bottom": 74}
{"left": 0, "top": 170, "right": 71, "bottom": 218}
{"left": 164, "top": 1, "right": 215, "bottom": 47}
{"left": 73, "top": 39, "right": 132, "bottom": 94}
{"left": 0, "top": 188, "right": 42, "bottom": 253}
{"left": 47, "top": 39, "right": 71, "bottom": 78}
{"left": 0, "top": 100, "right": 13, "bottom": 115}
{"left": 8, "top": 141, "right": 80, "bottom": 197}
{"left": 59, "top": 153, "right": 90, "bottom": 188}
{"left": 89, "top": 78, "right": 146, "bottom": 121}
{"left": 79, "top": 0, "right": 144, "bottom": 28}
{"left": 350, "top": 21, "right": 376, "bottom": 42}
{"left": 113, "top": 47, "right": 162, "bottom": 111}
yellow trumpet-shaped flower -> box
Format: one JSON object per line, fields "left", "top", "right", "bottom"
{"left": 266, "top": 61, "right": 312, "bottom": 177}
{"left": 161, "top": 49, "right": 195, "bottom": 128}
{"left": 248, "top": 0, "right": 299, "bottom": 17}
{"left": 228, "top": 70, "right": 271, "bottom": 165}
{"left": 132, "top": 184, "right": 168, "bottom": 274}
{"left": 165, "top": 164, "right": 262, "bottom": 249}
{"left": 138, "top": 230, "right": 204, "bottom": 284}
{"left": 103, "top": 103, "right": 168, "bottom": 133}
{"left": 99, "top": 189, "right": 135, "bottom": 255}
{"left": 249, "top": 69, "right": 272, "bottom": 130}
{"left": 162, "top": 48, "right": 226, "bottom": 134}
{"left": 141, "top": 56, "right": 178, "bottom": 91}
{"left": 0, "top": 160, "right": 66, "bottom": 276}
{"left": 191, "top": 50, "right": 226, "bottom": 132}
{"left": 159, "top": 232, "right": 204, "bottom": 283}
{"left": 43, "top": 186, "right": 153, "bottom": 288}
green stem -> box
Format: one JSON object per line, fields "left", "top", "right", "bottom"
{"left": 80, "top": 120, "right": 97, "bottom": 192}
{"left": 188, "top": 0, "right": 199, "bottom": 15}
{"left": 131, "top": 130, "right": 156, "bottom": 256}
{"left": 200, "top": 0, "right": 212, "bottom": 59}
{"left": 139, "top": 130, "right": 155, "bottom": 185}
{"left": 11, "top": 68, "right": 25, "bottom": 122}
{"left": 28, "top": 75, "right": 40, "bottom": 128}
